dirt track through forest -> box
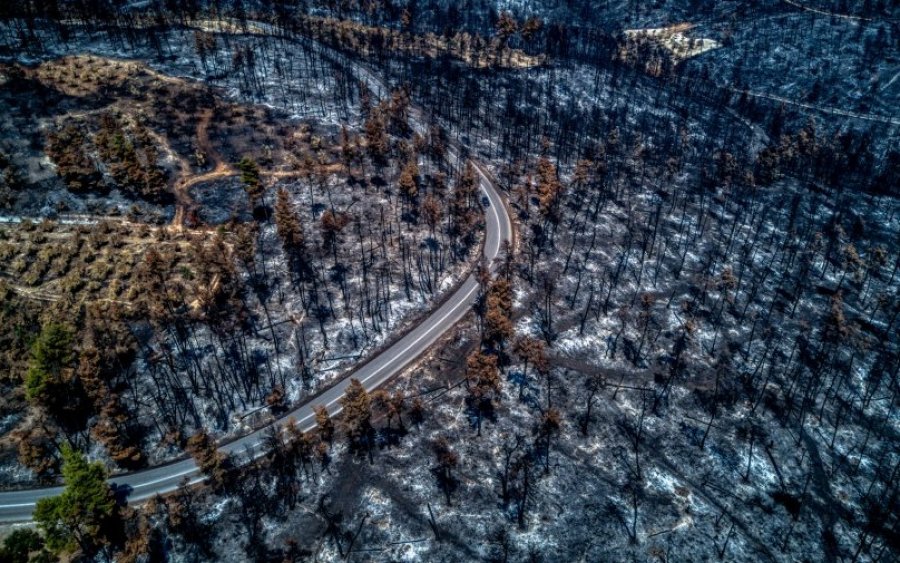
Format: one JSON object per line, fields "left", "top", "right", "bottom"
{"left": 781, "top": 0, "right": 885, "bottom": 23}
{"left": 169, "top": 108, "right": 233, "bottom": 228}
{"left": 730, "top": 87, "right": 900, "bottom": 127}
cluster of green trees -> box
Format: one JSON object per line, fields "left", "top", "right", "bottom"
{"left": 1, "top": 446, "right": 122, "bottom": 562}
{"left": 3, "top": 444, "right": 185, "bottom": 562}
{"left": 34, "top": 446, "right": 120, "bottom": 559}
{"left": 14, "top": 305, "right": 145, "bottom": 479}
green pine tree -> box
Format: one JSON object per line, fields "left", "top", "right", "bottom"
{"left": 34, "top": 445, "right": 117, "bottom": 557}
{"left": 24, "top": 323, "right": 74, "bottom": 404}
{"left": 237, "top": 156, "right": 264, "bottom": 207}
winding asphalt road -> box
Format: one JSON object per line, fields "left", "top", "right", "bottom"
{"left": 0, "top": 40, "right": 512, "bottom": 523}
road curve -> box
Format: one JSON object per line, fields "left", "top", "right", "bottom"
{"left": 0, "top": 54, "right": 512, "bottom": 525}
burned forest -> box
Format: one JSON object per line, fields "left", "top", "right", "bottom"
{"left": 0, "top": 1, "right": 898, "bottom": 562}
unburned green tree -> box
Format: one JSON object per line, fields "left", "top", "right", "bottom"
{"left": 33, "top": 445, "right": 119, "bottom": 558}
{"left": 237, "top": 156, "right": 264, "bottom": 209}
{"left": 24, "top": 323, "right": 91, "bottom": 434}
{"left": 24, "top": 323, "right": 74, "bottom": 404}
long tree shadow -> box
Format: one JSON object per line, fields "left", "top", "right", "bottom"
{"left": 376, "top": 425, "right": 409, "bottom": 449}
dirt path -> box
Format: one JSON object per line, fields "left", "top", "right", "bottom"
{"left": 781, "top": 0, "right": 883, "bottom": 23}
{"left": 730, "top": 87, "right": 900, "bottom": 127}
{"left": 170, "top": 108, "right": 235, "bottom": 228}
{"left": 267, "top": 163, "right": 345, "bottom": 179}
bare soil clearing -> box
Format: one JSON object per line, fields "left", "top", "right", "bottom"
{"left": 623, "top": 24, "right": 721, "bottom": 62}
